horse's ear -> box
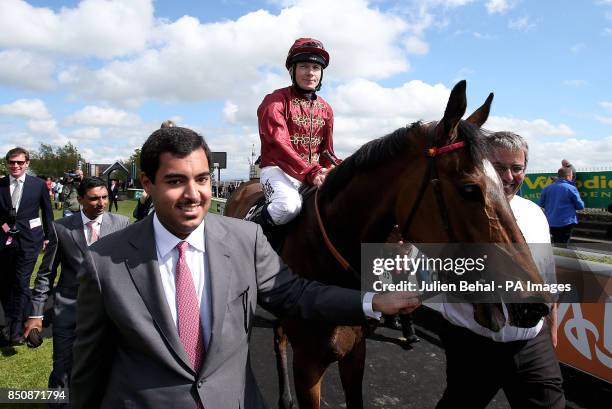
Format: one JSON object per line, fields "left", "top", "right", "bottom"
{"left": 466, "top": 92, "right": 494, "bottom": 128}
{"left": 437, "top": 80, "right": 467, "bottom": 143}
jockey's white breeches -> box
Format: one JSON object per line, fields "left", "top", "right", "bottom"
{"left": 260, "top": 166, "right": 303, "bottom": 225}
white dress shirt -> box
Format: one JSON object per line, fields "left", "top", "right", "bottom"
{"left": 9, "top": 174, "right": 26, "bottom": 211}
{"left": 153, "top": 214, "right": 213, "bottom": 350}
{"left": 152, "top": 214, "right": 379, "bottom": 347}
{"left": 437, "top": 195, "right": 552, "bottom": 342}
{"left": 81, "top": 212, "right": 103, "bottom": 246}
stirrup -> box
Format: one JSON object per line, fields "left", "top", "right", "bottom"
{"left": 246, "top": 204, "right": 276, "bottom": 228}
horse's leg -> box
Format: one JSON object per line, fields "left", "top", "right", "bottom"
{"left": 338, "top": 335, "right": 366, "bottom": 409}
{"left": 274, "top": 321, "right": 296, "bottom": 409}
{"left": 292, "top": 348, "right": 327, "bottom": 409}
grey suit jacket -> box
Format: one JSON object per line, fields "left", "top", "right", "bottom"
{"left": 72, "top": 213, "right": 365, "bottom": 409}
{"left": 30, "top": 212, "right": 130, "bottom": 327}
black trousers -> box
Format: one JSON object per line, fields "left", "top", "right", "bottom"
{"left": 549, "top": 224, "right": 574, "bottom": 245}
{"left": 0, "top": 246, "right": 37, "bottom": 337}
{"left": 436, "top": 320, "right": 565, "bottom": 409}
{"left": 108, "top": 196, "right": 118, "bottom": 212}
{"left": 48, "top": 326, "right": 74, "bottom": 408}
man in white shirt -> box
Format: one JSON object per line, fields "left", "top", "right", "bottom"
{"left": 435, "top": 132, "right": 565, "bottom": 408}
{"left": 0, "top": 147, "right": 53, "bottom": 345}
{"left": 24, "top": 177, "right": 129, "bottom": 405}
{"left": 71, "top": 126, "right": 420, "bottom": 409}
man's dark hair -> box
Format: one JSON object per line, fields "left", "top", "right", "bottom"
{"left": 5, "top": 147, "right": 30, "bottom": 161}
{"left": 140, "top": 127, "right": 212, "bottom": 183}
{"left": 78, "top": 177, "right": 107, "bottom": 197}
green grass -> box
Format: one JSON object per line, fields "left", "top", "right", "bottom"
{"left": 1, "top": 198, "right": 138, "bottom": 392}
{"left": 553, "top": 248, "right": 612, "bottom": 265}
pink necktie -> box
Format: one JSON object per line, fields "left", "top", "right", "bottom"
{"left": 86, "top": 220, "right": 99, "bottom": 245}
{"left": 175, "top": 241, "right": 205, "bottom": 373}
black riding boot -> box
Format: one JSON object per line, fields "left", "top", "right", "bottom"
{"left": 247, "top": 204, "right": 276, "bottom": 229}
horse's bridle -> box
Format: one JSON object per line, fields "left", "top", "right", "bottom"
{"left": 314, "top": 138, "right": 466, "bottom": 275}
{"left": 402, "top": 139, "right": 466, "bottom": 243}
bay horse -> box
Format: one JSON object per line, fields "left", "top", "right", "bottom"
{"left": 225, "top": 80, "right": 550, "bottom": 409}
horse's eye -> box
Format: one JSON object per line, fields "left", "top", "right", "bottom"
{"left": 461, "top": 184, "right": 483, "bottom": 202}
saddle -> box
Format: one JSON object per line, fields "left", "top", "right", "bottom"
{"left": 245, "top": 185, "right": 317, "bottom": 252}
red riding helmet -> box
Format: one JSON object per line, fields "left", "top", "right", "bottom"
{"left": 285, "top": 38, "right": 330, "bottom": 69}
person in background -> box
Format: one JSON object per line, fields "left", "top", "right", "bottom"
{"left": 561, "top": 159, "right": 576, "bottom": 183}
{"left": 539, "top": 167, "right": 585, "bottom": 245}
{"left": 108, "top": 179, "right": 119, "bottom": 212}
{"left": 133, "top": 190, "right": 154, "bottom": 222}
{"left": 53, "top": 178, "right": 63, "bottom": 209}
{"left": 0, "top": 147, "right": 54, "bottom": 345}
{"left": 62, "top": 169, "right": 83, "bottom": 217}
{"left": 46, "top": 177, "right": 53, "bottom": 199}
{"left": 24, "top": 177, "right": 129, "bottom": 406}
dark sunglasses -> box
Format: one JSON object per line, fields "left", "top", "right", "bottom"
{"left": 8, "top": 160, "right": 27, "bottom": 166}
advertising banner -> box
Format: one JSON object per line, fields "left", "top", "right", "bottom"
{"left": 522, "top": 171, "right": 612, "bottom": 209}
{"left": 556, "top": 302, "right": 612, "bottom": 382}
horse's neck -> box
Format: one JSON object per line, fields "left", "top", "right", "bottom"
{"left": 317, "top": 178, "right": 400, "bottom": 264}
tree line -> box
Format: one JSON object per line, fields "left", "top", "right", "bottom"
{"left": 1, "top": 142, "right": 141, "bottom": 187}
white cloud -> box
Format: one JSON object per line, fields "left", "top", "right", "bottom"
{"left": 57, "top": 0, "right": 410, "bottom": 106}
{"left": 600, "top": 101, "right": 612, "bottom": 112}
{"left": 485, "top": 0, "right": 514, "bottom": 14}
{"left": 26, "top": 119, "right": 59, "bottom": 135}
{"left": 325, "top": 79, "right": 455, "bottom": 155}
{"left": 485, "top": 116, "right": 574, "bottom": 140}
{"left": 404, "top": 36, "right": 430, "bottom": 54}
{"left": 330, "top": 79, "right": 450, "bottom": 120}
{"left": 508, "top": 16, "right": 536, "bottom": 31}
{"left": 472, "top": 32, "right": 493, "bottom": 39}
{"left": 0, "top": 50, "right": 55, "bottom": 90}
{"left": 0, "top": 99, "right": 51, "bottom": 119}
{"left": 526, "top": 137, "right": 612, "bottom": 171}
{"left": 422, "top": 0, "right": 476, "bottom": 6}
{"left": 65, "top": 106, "right": 140, "bottom": 127}
{"left": 595, "top": 115, "right": 612, "bottom": 125}
{"left": 0, "top": 0, "right": 153, "bottom": 58}
{"left": 562, "top": 79, "right": 587, "bottom": 87}
{"left": 70, "top": 127, "right": 102, "bottom": 140}
{"left": 570, "top": 43, "right": 586, "bottom": 53}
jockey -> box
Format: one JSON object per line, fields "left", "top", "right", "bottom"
{"left": 253, "top": 37, "right": 341, "bottom": 227}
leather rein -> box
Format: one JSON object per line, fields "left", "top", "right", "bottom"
{"left": 314, "top": 139, "right": 466, "bottom": 275}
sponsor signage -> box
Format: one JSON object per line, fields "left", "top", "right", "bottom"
{"left": 522, "top": 171, "right": 612, "bottom": 209}
{"left": 556, "top": 302, "right": 612, "bottom": 382}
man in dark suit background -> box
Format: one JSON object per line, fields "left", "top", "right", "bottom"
{"left": 108, "top": 178, "right": 119, "bottom": 212}
{"left": 24, "top": 177, "right": 129, "bottom": 406}
{"left": 71, "top": 127, "right": 419, "bottom": 409}
{"left": 0, "top": 147, "right": 54, "bottom": 345}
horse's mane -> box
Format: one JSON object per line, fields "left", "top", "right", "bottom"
{"left": 320, "top": 122, "right": 418, "bottom": 201}
{"left": 320, "top": 119, "right": 489, "bottom": 201}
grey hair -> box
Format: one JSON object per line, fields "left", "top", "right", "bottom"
{"left": 488, "top": 131, "right": 529, "bottom": 166}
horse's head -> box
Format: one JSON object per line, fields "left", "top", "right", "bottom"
{"left": 393, "top": 80, "right": 551, "bottom": 329}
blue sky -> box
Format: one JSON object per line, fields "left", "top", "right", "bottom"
{"left": 0, "top": 0, "right": 611, "bottom": 179}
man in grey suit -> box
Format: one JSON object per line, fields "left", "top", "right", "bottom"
{"left": 24, "top": 177, "right": 129, "bottom": 404}
{"left": 71, "top": 127, "right": 419, "bottom": 409}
